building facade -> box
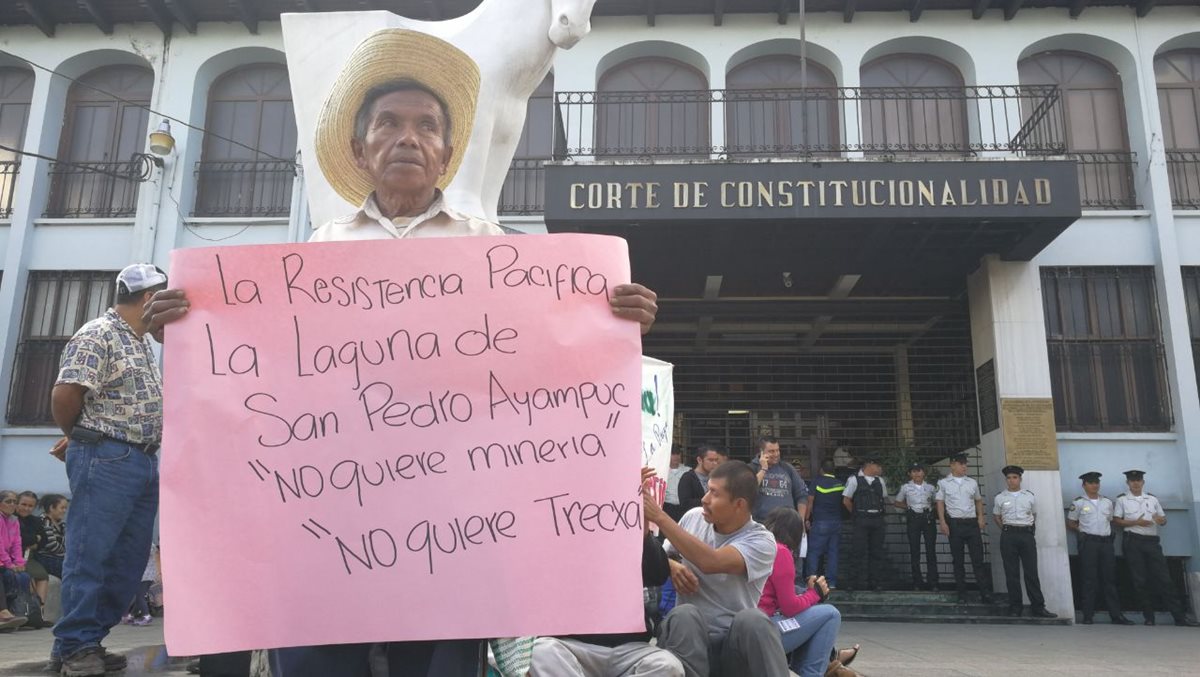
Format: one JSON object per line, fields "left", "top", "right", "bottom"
{"left": 1, "top": 1, "right": 1198, "bottom": 619}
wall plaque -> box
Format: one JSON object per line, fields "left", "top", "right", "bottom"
{"left": 1000, "top": 398, "right": 1059, "bottom": 470}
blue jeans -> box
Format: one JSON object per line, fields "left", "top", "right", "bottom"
{"left": 806, "top": 520, "right": 841, "bottom": 587}
{"left": 52, "top": 437, "right": 158, "bottom": 660}
{"left": 2, "top": 567, "right": 32, "bottom": 611}
{"left": 269, "top": 640, "right": 482, "bottom": 677}
{"left": 773, "top": 604, "right": 841, "bottom": 677}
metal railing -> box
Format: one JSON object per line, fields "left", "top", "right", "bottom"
{"left": 553, "top": 85, "right": 1067, "bottom": 158}
{"left": 0, "top": 160, "right": 18, "bottom": 218}
{"left": 498, "top": 158, "right": 546, "bottom": 215}
{"left": 1166, "top": 151, "right": 1200, "bottom": 209}
{"left": 6, "top": 340, "right": 66, "bottom": 426}
{"left": 1071, "top": 152, "right": 1139, "bottom": 210}
{"left": 194, "top": 160, "right": 296, "bottom": 217}
{"left": 44, "top": 160, "right": 144, "bottom": 218}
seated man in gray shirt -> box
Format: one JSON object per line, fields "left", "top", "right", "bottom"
{"left": 643, "top": 461, "right": 787, "bottom": 677}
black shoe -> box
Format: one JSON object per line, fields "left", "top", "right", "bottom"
{"left": 1175, "top": 617, "right": 1200, "bottom": 627}
{"left": 1081, "top": 616, "right": 1094, "bottom": 625}
{"left": 1009, "top": 607, "right": 1022, "bottom": 617}
{"left": 47, "top": 649, "right": 125, "bottom": 674}
{"left": 1031, "top": 608, "right": 1057, "bottom": 619}
{"left": 980, "top": 594, "right": 995, "bottom": 604}
{"left": 1112, "top": 616, "right": 1136, "bottom": 625}
{"left": 1145, "top": 617, "right": 1156, "bottom": 626}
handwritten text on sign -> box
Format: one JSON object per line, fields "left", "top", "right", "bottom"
{"left": 160, "top": 235, "right": 644, "bottom": 654}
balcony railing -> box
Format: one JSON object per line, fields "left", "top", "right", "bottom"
{"left": 1167, "top": 151, "right": 1200, "bottom": 209}
{"left": 44, "top": 160, "right": 144, "bottom": 218}
{"left": 553, "top": 85, "right": 1067, "bottom": 158}
{"left": 0, "top": 160, "right": 18, "bottom": 218}
{"left": 6, "top": 340, "right": 65, "bottom": 426}
{"left": 194, "top": 160, "right": 296, "bottom": 217}
{"left": 1072, "top": 152, "right": 1139, "bottom": 210}
{"left": 498, "top": 158, "right": 546, "bottom": 216}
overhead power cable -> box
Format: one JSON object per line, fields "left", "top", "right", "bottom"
{"left": 0, "top": 142, "right": 146, "bottom": 180}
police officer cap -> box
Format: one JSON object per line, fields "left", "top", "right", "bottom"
{"left": 1002, "top": 465, "right": 1024, "bottom": 476}
{"left": 862, "top": 457, "right": 882, "bottom": 466}
{"left": 1123, "top": 469, "right": 1146, "bottom": 480}
{"left": 907, "top": 462, "right": 926, "bottom": 472}
{"left": 1079, "top": 471, "right": 1102, "bottom": 483}
{"left": 949, "top": 452, "right": 969, "bottom": 464}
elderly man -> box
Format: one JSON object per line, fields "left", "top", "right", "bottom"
{"left": 49, "top": 264, "right": 169, "bottom": 676}
{"left": 143, "top": 29, "right": 657, "bottom": 677}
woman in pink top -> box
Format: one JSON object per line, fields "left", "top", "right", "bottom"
{"left": 1, "top": 490, "right": 32, "bottom": 630}
{"left": 760, "top": 508, "right": 859, "bottom": 677}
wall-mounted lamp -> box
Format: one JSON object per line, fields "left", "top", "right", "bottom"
{"left": 149, "top": 120, "right": 175, "bottom": 156}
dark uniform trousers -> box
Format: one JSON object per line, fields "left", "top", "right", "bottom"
{"left": 1123, "top": 533, "right": 1186, "bottom": 622}
{"left": 905, "top": 511, "right": 938, "bottom": 587}
{"left": 999, "top": 526, "right": 1045, "bottom": 610}
{"left": 948, "top": 518, "right": 992, "bottom": 596}
{"left": 851, "top": 513, "right": 886, "bottom": 588}
{"left": 1077, "top": 534, "right": 1122, "bottom": 619}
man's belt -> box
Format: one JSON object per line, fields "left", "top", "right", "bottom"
{"left": 70, "top": 426, "right": 160, "bottom": 455}
{"left": 1078, "top": 533, "right": 1113, "bottom": 542}
{"left": 1002, "top": 525, "right": 1035, "bottom": 533}
{"left": 1124, "top": 532, "right": 1159, "bottom": 542}
{"left": 949, "top": 517, "right": 978, "bottom": 523}
{"left": 907, "top": 509, "right": 932, "bottom": 516}
{"left": 855, "top": 509, "right": 884, "bottom": 516}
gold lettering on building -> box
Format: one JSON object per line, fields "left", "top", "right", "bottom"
{"left": 566, "top": 176, "right": 1060, "bottom": 212}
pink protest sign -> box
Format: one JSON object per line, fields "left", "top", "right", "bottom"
{"left": 160, "top": 234, "right": 645, "bottom": 654}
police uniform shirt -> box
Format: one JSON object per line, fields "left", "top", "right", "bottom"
{"left": 1114, "top": 492, "right": 1164, "bottom": 537}
{"left": 843, "top": 474, "right": 888, "bottom": 499}
{"left": 993, "top": 489, "right": 1037, "bottom": 526}
{"left": 1067, "top": 496, "right": 1114, "bottom": 537}
{"left": 895, "top": 481, "right": 936, "bottom": 513}
{"left": 935, "top": 475, "right": 980, "bottom": 518}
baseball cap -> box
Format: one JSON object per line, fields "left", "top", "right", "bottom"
{"left": 116, "top": 264, "right": 168, "bottom": 295}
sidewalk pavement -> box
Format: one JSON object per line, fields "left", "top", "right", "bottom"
{"left": 1, "top": 620, "right": 1197, "bottom": 676}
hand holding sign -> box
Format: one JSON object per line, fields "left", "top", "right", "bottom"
{"left": 161, "top": 234, "right": 645, "bottom": 654}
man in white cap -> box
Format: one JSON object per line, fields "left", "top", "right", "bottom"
{"left": 48, "top": 264, "right": 169, "bottom": 676}
{"left": 142, "top": 29, "right": 659, "bottom": 677}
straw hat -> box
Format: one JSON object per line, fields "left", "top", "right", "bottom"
{"left": 315, "top": 29, "right": 480, "bottom": 206}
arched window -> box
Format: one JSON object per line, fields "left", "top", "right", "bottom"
{"left": 1019, "top": 51, "right": 1134, "bottom": 208}
{"left": 500, "top": 73, "right": 552, "bottom": 215}
{"left": 1156, "top": 49, "right": 1200, "bottom": 208}
{"left": 860, "top": 54, "right": 967, "bottom": 154}
{"left": 0, "top": 67, "right": 33, "bottom": 217}
{"left": 196, "top": 64, "right": 297, "bottom": 217}
{"left": 47, "top": 65, "right": 154, "bottom": 217}
{"left": 596, "top": 57, "right": 709, "bottom": 157}
{"left": 726, "top": 55, "right": 839, "bottom": 155}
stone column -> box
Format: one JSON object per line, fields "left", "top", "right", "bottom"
{"left": 967, "top": 256, "right": 1074, "bottom": 619}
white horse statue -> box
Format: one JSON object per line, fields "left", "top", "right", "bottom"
{"left": 282, "top": 0, "right": 597, "bottom": 227}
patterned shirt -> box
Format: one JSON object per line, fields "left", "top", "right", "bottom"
{"left": 1114, "top": 492, "right": 1164, "bottom": 537}
{"left": 309, "top": 191, "right": 505, "bottom": 242}
{"left": 1067, "top": 495, "right": 1114, "bottom": 537}
{"left": 56, "top": 308, "right": 163, "bottom": 444}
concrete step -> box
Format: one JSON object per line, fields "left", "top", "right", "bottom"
{"left": 843, "top": 613, "right": 1072, "bottom": 626}
{"left": 833, "top": 600, "right": 1011, "bottom": 616}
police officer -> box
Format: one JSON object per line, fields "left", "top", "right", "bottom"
{"left": 991, "top": 466, "right": 1055, "bottom": 618}
{"left": 805, "top": 459, "right": 846, "bottom": 588}
{"left": 935, "top": 453, "right": 993, "bottom": 604}
{"left": 1113, "top": 469, "right": 1200, "bottom": 627}
{"left": 894, "top": 462, "right": 938, "bottom": 590}
{"left": 843, "top": 458, "right": 888, "bottom": 591}
{"left": 1067, "top": 472, "right": 1134, "bottom": 625}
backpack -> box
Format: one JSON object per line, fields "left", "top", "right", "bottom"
{"left": 3, "top": 568, "right": 44, "bottom": 627}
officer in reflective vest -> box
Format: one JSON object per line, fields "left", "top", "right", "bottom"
{"left": 805, "top": 459, "right": 846, "bottom": 588}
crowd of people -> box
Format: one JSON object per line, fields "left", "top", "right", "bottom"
{"left": 1, "top": 489, "right": 69, "bottom": 632}
{"left": 662, "top": 441, "right": 1200, "bottom": 630}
